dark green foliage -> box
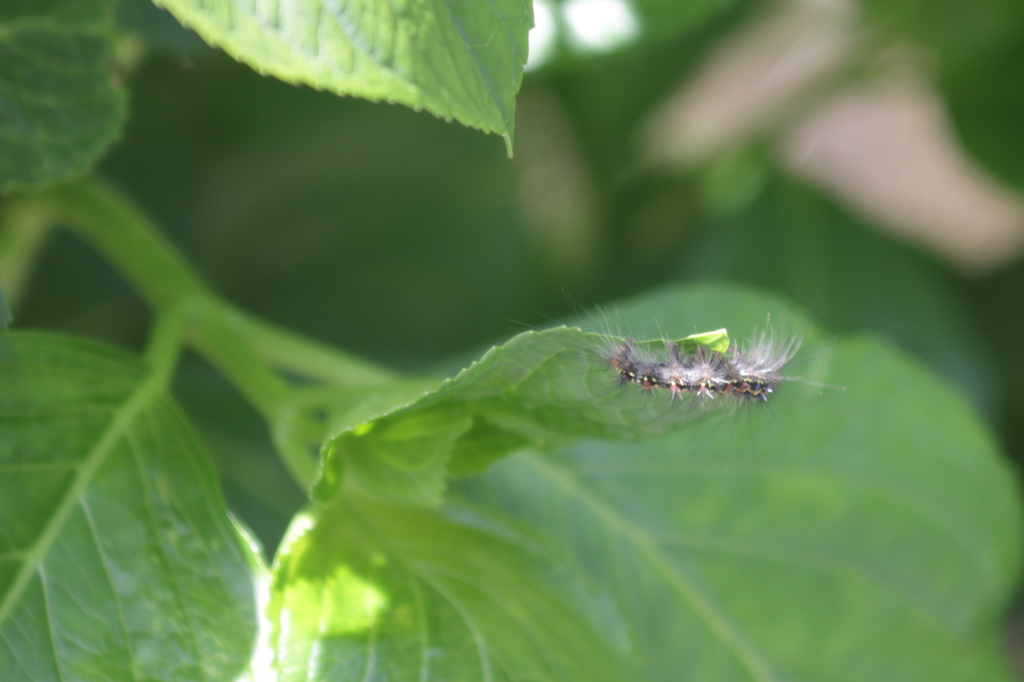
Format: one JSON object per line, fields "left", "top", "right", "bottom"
{"left": 1, "top": 0, "right": 1023, "bottom": 680}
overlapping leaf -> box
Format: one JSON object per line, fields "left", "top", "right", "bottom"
{"left": 0, "top": 333, "right": 259, "bottom": 682}
{"left": 317, "top": 285, "right": 826, "bottom": 507}
{"left": 154, "top": 0, "right": 531, "bottom": 153}
{"left": 314, "top": 283, "right": 1021, "bottom": 679}
{"left": 0, "top": 0, "right": 127, "bottom": 192}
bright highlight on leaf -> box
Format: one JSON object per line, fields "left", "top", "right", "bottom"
{"left": 268, "top": 500, "right": 626, "bottom": 682}
{"left": 680, "top": 327, "right": 730, "bottom": 353}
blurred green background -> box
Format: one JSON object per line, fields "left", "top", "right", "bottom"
{"left": 11, "top": 0, "right": 1024, "bottom": 668}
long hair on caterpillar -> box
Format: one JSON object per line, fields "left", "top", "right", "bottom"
{"left": 567, "top": 301, "right": 834, "bottom": 414}
{"left": 489, "top": 295, "right": 840, "bottom": 438}
{"left": 595, "top": 329, "right": 802, "bottom": 405}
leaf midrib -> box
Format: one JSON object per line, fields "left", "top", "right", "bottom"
{"left": 0, "top": 364, "right": 164, "bottom": 627}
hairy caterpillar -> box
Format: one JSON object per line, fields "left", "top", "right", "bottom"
{"left": 597, "top": 328, "right": 804, "bottom": 405}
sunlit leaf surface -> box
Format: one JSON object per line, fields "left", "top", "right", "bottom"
{"left": 0, "top": 333, "right": 258, "bottom": 682}
{"left": 154, "top": 0, "right": 531, "bottom": 153}
{"left": 451, "top": 336, "right": 1022, "bottom": 681}
{"left": 268, "top": 498, "right": 625, "bottom": 682}
{"left": 318, "top": 285, "right": 823, "bottom": 507}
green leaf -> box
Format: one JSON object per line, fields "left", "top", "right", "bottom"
{"left": 268, "top": 498, "right": 626, "bottom": 682}
{"left": 451, "top": 336, "right": 1023, "bottom": 680}
{"left": 0, "top": 0, "right": 127, "bottom": 192}
{"left": 318, "top": 285, "right": 821, "bottom": 507}
{"left": 326, "top": 408, "right": 473, "bottom": 508}
{"left": 316, "top": 379, "right": 458, "bottom": 507}
{"left": 0, "top": 333, "right": 259, "bottom": 682}
{"left": 944, "top": 38, "right": 1024, "bottom": 191}
{"left": 858, "top": 0, "right": 1024, "bottom": 71}
{"left": 153, "top": 0, "right": 531, "bottom": 154}
{"left": 681, "top": 328, "right": 729, "bottom": 353}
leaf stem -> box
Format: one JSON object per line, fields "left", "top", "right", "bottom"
{"left": 144, "top": 303, "right": 188, "bottom": 386}
{"left": 3, "top": 177, "right": 398, "bottom": 494}
{"left": 39, "top": 177, "right": 209, "bottom": 307}
{"left": 0, "top": 200, "right": 54, "bottom": 308}
{"left": 223, "top": 307, "right": 398, "bottom": 386}
{"left": 189, "top": 298, "right": 319, "bottom": 490}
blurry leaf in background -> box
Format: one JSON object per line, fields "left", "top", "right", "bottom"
{"left": 0, "top": 0, "right": 127, "bottom": 192}
{"left": 268, "top": 499, "right": 626, "bottom": 682}
{"left": 91, "top": 53, "right": 539, "bottom": 369}
{"left": 513, "top": 87, "right": 601, "bottom": 287}
{"left": 151, "top": 0, "right": 532, "bottom": 153}
{"left": 857, "top": 0, "right": 1024, "bottom": 75}
{"left": 641, "top": 0, "right": 1024, "bottom": 273}
{"left": 680, "top": 176, "right": 998, "bottom": 417}
{"left": 513, "top": 9, "right": 758, "bottom": 297}
{"left": 643, "top": 0, "right": 857, "bottom": 166}
{"left": 697, "top": 145, "right": 770, "bottom": 215}
{"left": 852, "top": 0, "right": 1024, "bottom": 198}
{"left": 945, "top": 39, "right": 1024, "bottom": 195}
{"left": 965, "top": 259, "right": 1024, "bottom": 481}
{"left": 0, "top": 333, "right": 259, "bottom": 682}
{"left": 116, "top": 0, "right": 211, "bottom": 57}
{"left": 452, "top": 337, "right": 1022, "bottom": 680}
{"left": 780, "top": 69, "right": 1024, "bottom": 273}
{"left": 538, "top": 0, "right": 753, "bottom": 185}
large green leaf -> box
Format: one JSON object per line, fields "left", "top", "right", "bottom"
{"left": 450, "top": 336, "right": 1022, "bottom": 679}
{"left": 317, "top": 285, "right": 829, "bottom": 507}
{"left": 0, "top": 0, "right": 127, "bottom": 192}
{"left": 268, "top": 497, "right": 626, "bottom": 682}
{"left": 153, "top": 0, "right": 531, "bottom": 154}
{"left": 0, "top": 333, "right": 259, "bottom": 682}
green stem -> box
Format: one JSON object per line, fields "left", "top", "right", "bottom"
{"left": 189, "top": 298, "right": 319, "bottom": 490}
{"left": 0, "top": 201, "right": 52, "bottom": 308}
{"left": 40, "top": 178, "right": 209, "bottom": 307}
{"left": 144, "top": 304, "right": 188, "bottom": 385}
{"left": 35, "top": 178, "right": 396, "bottom": 388}
{"left": 271, "top": 405, "right": 320, "bottom": 493}
{"left": 224, "top": 308, "right": 398, "bottom": 386}
{"left": 1, "top": 176, "right": 400, "bottom": 494}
